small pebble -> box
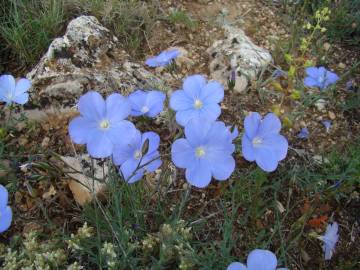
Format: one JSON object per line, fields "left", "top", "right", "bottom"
{"left": 328, "top": 111, "right": 336, "bottom": 120}
{"left": 338, "top": 62, "right": 346, "bottom": 69}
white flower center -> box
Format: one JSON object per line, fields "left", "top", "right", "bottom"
{"left": 195, "top": 146, "right": 206, "bottom": 158}
{"left": 99, "top": 119, "right": 110, "bottom": 130}
{"left": 134, "top": 150, "right": 142, "bottom": 160}
{"left": 252, "top": 136, "right": 263, "bottom": 146}
{"left": 6, "top": 92, "right": 14, "bottom": 100}
{"left": 318, "top": 75, "right": 325, "bottom": 84}
{"left": 194, "top": 99, "right": 203, "bottom": 109}
{"left": 141, "top": 106, "right": 150, "bottom": 113}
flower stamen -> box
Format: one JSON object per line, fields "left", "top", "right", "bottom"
{"left": 194, "top": 99, "right": 203, "bottom": 109}
{"left": 99, "top": 119, "right": 110, "bottom": 130}
{"left": 252, "top": 136, "right": 263, "bottom": 146}
{"left": 141, "top": 106, "right": 150, "bottom": 113}
{"left": 195, "top": 146, "right": 206, "bottom": 158}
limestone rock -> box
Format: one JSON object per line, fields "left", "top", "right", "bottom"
{"left": 61, "top": 155, "right": 108, "bottom": 206}
{"left": 314, "top": 98, "right": 327, "bottom": 112}
{"left": 27, "top": 16, "right": 160, "bottom": 107}
{"left": 207, "top": 25, "right": 272, "bottom": 91}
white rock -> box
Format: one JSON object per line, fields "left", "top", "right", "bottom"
{"left": 234, "top": 75, "right": 248, "bottom": 93}
{"left": 207, "top": 25, "right": 272, "bottom": 90}
{"left": 27, "top": 16, "right": 160, "bottom": 106}
{"left": 61, "top": 155, "right": 108, "bottom": 206}
{"left": 314, "top": 98, "right": 327, "bottom": 112}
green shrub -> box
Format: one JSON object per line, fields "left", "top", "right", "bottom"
{"left": 286, "top": 0, "right": 360, "bottom": 44}
{"left": 0, "top": 0, "right": 158, "bottom": 69}
{"left": 0, "top": 0, "right": 66, "bottom": 66}
{"left": 167, "top": 8, "right": 197, "bottom": 29}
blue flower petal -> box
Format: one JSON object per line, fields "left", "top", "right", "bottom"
{"left": 113, "top": 145, "right": 135, "bottom": 166}
{"left": 254, "top": 147, "right": 279, "bottom": 172}
{"left": 129, "top": 90, "right": 147, "bottom": 116}
{"left": 120, "top": 158, "right": 143, "bottom": 183}
{"left": 304, "top": 77, "right": 319, "bottom": 88}
{"left": 145, "top": 49, "right": 180, "bottom": 67}
{"left": 167, "top": 49, "right": 181, "bottom": 59}
{"left": 305, "top": 67, "right": 320, "bottom": 78}
{"left": 112, "top": 129, "right": 141, "bottom": 165}
{"left": 68, "top": 116, "right": 97, "bottom": 144}
{"left": 325, "top": 71, "right": 339, "bottom": 87}
{"left": 184, "top": 118, "right": 212, "bottom": 146}
{"left": 258, "top": 113, "right": 281, "bottom": 136}
{"left": 207, "top": 153, "right": 235, "bottom": 181}
{"left": 206, "top": 122, "right": 235, "bottom": 153}
{"left": 185, "top": 159, "right": 212, "bottom": 188}
{"left": 0, "top": 206, "right": 12, "bottom": 233}
{"left": 13, "top": 92, "right": 29, "bottom": 105}
{"left": 247, "top": 249, "right": 277, "bottom": 270}
{"left": 227, "top": 262, "right": 247, "bottom": 270}
{"left": 145, "top": 57, "right": 159, "bottom": 67}
{"left": 201, "top": 81, "right": 224, "bottom": 104}
{"left": 171, "top": 138, "right": 197, "bottom": 168}
{"left": 241, "top": 134, "right": 256, "bottom": 162}
{"left": 0, "top": 75, "right": 16, "bottom": 104}
{"left": 106, "top": 120, "right": 136, "bottom": 145}
{"left": 145, "top": 91, "right": 166, "bottom": 117}
{"left": 170, "top": 90, "right": 193, "bottom": 111}
{"left": 261, "top": 134, "right": 288, "bottom": 161}
{"left": 183, "top": 75, "right": 206, "bottom": 99}
{"left": 14, "top": 78, "right": 31, "bottom": 95}
{"left": 0, "top": 75, "right": 15, "bottom": 93}
{"left": 175, "top": 109, "right": 199, "bottom": 126}
{"left": 322, "top": 120, "right": 332, "bottom": 132}
{"left": 0, "top": 185, "right": 9, "bottom": 209}
{"left": 321, "top": 222, "right": 339, "bottom": 260}
{"left": 199, "top": 103, "right": 221, "bottom": 122}
{"left": 106, "top": 93, "right": 131, "bottom": 122}
{"left": 78, "top": 91, "right": 106, "bottom": 121}
{"left": 141, "top": 151, "right": 161, "bottom": 172}
{"left": 87, "top": 131, "right": 113, "bottom": 158}
{"left": 297, "top": 127, "right": 309, "bottom": 139}
{"left": 244, "top": 112, "right": 261, "bottom": 138}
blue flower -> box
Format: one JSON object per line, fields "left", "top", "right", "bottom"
{"left": 171, "top": 118, "right": 235, "bottom": 188}
{"left": 170, "top": 75, "right": 224, "bottom": 126}
{"left": 69, "top": 91, "right": 136, "bottom": 158}
{"left": 272, "top": 69, "right": 286, "bottom": 78}
{"left": 297, "top": 127, "right": 309, "bottom": 139}
{"left": 304, "top": 67, "right": 339, "bottom": 90}
{"left": 321, "top": 120, "right": 332, "bottom": 133}
{"left": 318, "top": 222, "right": 339, "bottom": 260}
{"left": 242, "top": 112, "right": 288, "bottom": 172}
{"left": 0, "top": 185, "right": 12, "bottom": 233}
{"left": 346, "top": 80, "right": 353, "bottom": 91}
{"left": 113, "top": 129, "right": 161, "bottom": 183}
{"left": 128, "top": 90, "right": 166, "bottom": 117}
{"left": 345, "top": 80, "right": 358, "bottom": 92}
{"left": 0, "top": 74, "right": 31, "bottom": 105}
{"left": 227, "top": 249, "right": 288, "bottom": 270}
{"left": 145, "top": 49, "right": 180, "bottom": 67}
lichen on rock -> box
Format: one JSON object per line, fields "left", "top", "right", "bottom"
{"left": 27, "top": 16, "right": 161, "bottom": 107}
{"left": 207, "top": 25, "right": 272, "bottom": 93}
